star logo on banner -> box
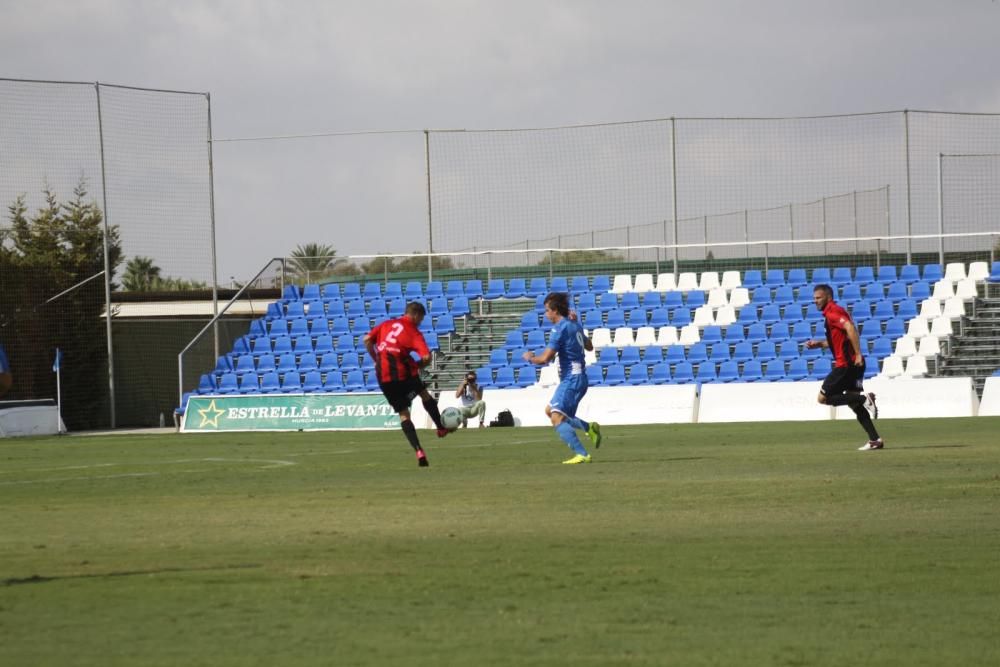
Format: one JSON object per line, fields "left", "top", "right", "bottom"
{"left": 197, "top": 399, "right": 226, "bottom": 428}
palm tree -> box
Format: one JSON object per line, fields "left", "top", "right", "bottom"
{"left": 122, "top": 256, "right": 161, "bottom": 291}
{"left": 287, "top": 243, "right": 345, "bottom": 283}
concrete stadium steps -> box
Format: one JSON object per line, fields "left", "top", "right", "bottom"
{"left": 935, "top": 296, "right": 1000, "bottom": 396}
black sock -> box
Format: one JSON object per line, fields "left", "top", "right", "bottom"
{"left": 400, "top": 419, "right": 422, "bottom": 452}
{"left": 851, "top": 404, "right": 880, "bottom": 441}
{"left": 422, "top": 397, "right": 443, "bottom": 429}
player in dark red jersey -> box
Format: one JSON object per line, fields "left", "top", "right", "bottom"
{"left": 804, "top": 284, "right": 883, "bottom": 450}
{"left": 364, "top": 301, "right": 448, "bottom": 467}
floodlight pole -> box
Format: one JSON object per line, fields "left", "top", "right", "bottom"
{"left": 95, "top": 82, "right": 116, "bottom": 428}
{"left": 424, "top": 130, "right": 434, "bottom": 282}
{"left": 670, "top": 117, "right": 679, "bottom": 276}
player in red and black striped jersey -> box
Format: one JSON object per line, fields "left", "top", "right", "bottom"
{"left": 804, "top": 284, "right": 884, "bottom": 451}
{"left": 364, "top": 301, "right": 448, "bottom": 467}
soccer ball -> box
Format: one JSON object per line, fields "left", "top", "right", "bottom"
{"left": 440, "top": 407, "right": 463, "bottom": 432}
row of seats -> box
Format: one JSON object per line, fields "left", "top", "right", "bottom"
{"left": 224, "top": 350, "right": 378, "bottom": 377}
{"left": 251, "top": 311, "right": 457, "bottom": 341}
{"left": 202, "top": 368, "right": 380, "bottom": 395}
{"left": 230, "top": 332, "right": 441, "bottom": 360}
{"left": 269, "top": 295, "right": 472, "bottom": 320}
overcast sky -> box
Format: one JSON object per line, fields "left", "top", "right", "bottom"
{"left": 3, "top": 0, "right": 1000, "bottom": 281}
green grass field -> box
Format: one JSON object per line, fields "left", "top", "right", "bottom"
{"left": 2, "top": 418, "right": 999, "bottom": 666}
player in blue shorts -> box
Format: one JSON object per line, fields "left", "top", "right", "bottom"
{"left": 522, "top": 292, "right": 602, "bottom": 464}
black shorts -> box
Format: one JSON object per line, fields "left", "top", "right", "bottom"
{"left": 821, "top": 363, "right": 865, "bottom": 396}
{"left": 378, "top": 376, "right": 428, "bottom": 414}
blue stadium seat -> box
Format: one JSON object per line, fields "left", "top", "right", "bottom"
{"left": 464, "top": 280, "right": 484, "bottom": 300}
{"left": 596, "top": 292, "right": 619, "bottom": 312}
{"left": 732, "top": 341, "right": 754, "bottom": 363}
{"left": 527, "top": 277, "right": 548, "bottom": 298}
{"left": 255, "top": 354, "right": 276, "bottom": 375}
{"left": 740, "top": 359, "right": 763, "bottom": 382}
{"left": 872, "top": 300, "right": 896, "bottom": 321}
{"left": 641, "top": 291, "right": 663, "bottom": 308}
{"left": 591, "top": 275, "right": 611, "bottom": 293}
{"left": 870, "top": 336, "right": 893, "bottom": 359}
{"left": 922, "top": 264, "right": 943, "bottom": 282}
{"left": 550, "top": 276, "right": 569, "bottom": 294}
{"left": 595, "top": 348, "right": 618, "bottom": 367}
{"left": 810, "top": 357, "right": 832, "bottom": 379}
{"left": 759, "top": 304, "right": 782, "bottom": 325}
{"left": 197, "top": 373, "right": 217, "bottom": 394}
{"left": 709, "top": 343, "right": 730, "bottom": 363}
{"left": 773, "top": 285, "right": 795, "bottom": 306}
{"left": 586, "top": 364, "right": 604, "bottom": 386}
{"left": 525, "top": 329, "right": 547, "bottom": 349}
{"left": 280, "top": 371, "right": 303, "bottom": 393}
{"left": 626, "top": 308, "right": 647, "bottom": 328}
{"left": 665, "top": 345, "right": 687, "bottom": 364}
{"left": 620, "top": 292, "right": 641, "bottom": 309}
{"left": 297, "top": 352, "right": 319, "bottom": 374}
{"left": 701, "top": 325, "right": 723, "bottom": 345}
{"left": 576, "top": 292, "right": 598, "bottom": 311}
{"left": 782, "top": 304, "right": 804, "bottom": 323}
{"left": 863, "top": 283, "right": 885, "bottom": 301}
{"left": 717, "top": 360, "right": 740, "bottom": 383}
{"left": 238, "top": 374, "right": 259, "bottom": 394}
{"left": 502, "top": 330, "right": 525, "bottom": 350}
{"left": 505, "top": 278, "right": 527, "bottom": 299}
{"left": 896, "top": 300, "right": 917, "bottom": 320}
{"left": 670, "top": 308, "right": 692, "bottom": 327}
{"left": 877, "top": 265, "right": 898, "bottom": 284}
{"left": 885, "top": 281, "right": 909, "bottom": 301}
{"left": 382, "top": 282, "right": 402, "bottom": 300}
{"left": 765, "top": 269, "right": 785, "bottom": 287}
{"left": 424, "top": 281, "right": 444, "bottom": 299}
{"left": 839, "top": 283, "right": 863, "bottom": 304}
{"left": 899, "top": 264, "right": 920, "bottom": 284}
{"left": 641, "top": 346, "right": 664, "bottom": 363}
{"left": 581, "top": 309, "right": 603, "bottom": 330}
{"left": 445, "top": 280, "right": 465, "bottom": 299}
{"left": 831, "top": 267, "right": 853, "bottom": 286}
{"left": 604, "top": 364, "right": 628, "bottom": 386}
{"left": 259, "top": 371, "right": 281, "bottom": 394}
{"left": 488, "top": 349, "right": 509, "bottom": 368}
{"left": 515, "top": 366, "right": 537, "bottom": 387}
{"left": 746, "top": 322, "right": 768, "bottom": 343}
{"left": 235, "top": 355, "right": 257, "bottom": 376}
{"left": 858, "top": 320, "right": 883, "bottom": 342}
{"left": 647, "top": 308, "right": 670, "bottom": 329}
{"left": 724, "top": 324, "right": 746, "bottom": 343}
{"left": 686, "top": 342, "right": 708, "bottom": 364}
{"left": 619, "top": 346, "right": 641, "bottom": 366}
{"left": 322, "top": 371, "right": 345, "bottom": 393}
{"left": 300, "top": 370, "right": 323, "bottom": 393}
{"left": 695, "top": 361, "right": 718, "bottom": 384}
{"left": 339, "top": 352, "right": 361, "bottom": 371}
{"left": 790, "top": 320, "right": 813, "bottom": 343}
{"left": 649, "top": 362, "right": 671, "bottom": 384}
{"left": 751, "top": 287, "right": 772, "bottom": 305}
{"left": 672, "top": 361, "right": 695, "bottom": 384}
{"left": 742, "top": 270, "right": 763, "bottom": 289}
{"left": 909, "top": 281, "right": 931, "bottom": 301}
{"left": 490, "top": 366, "right": 514, "bottom": 389}
{"left": 362, "top": 283, "right": 382, "bottom": 302}
{"left": 343, "top": 370, "right": 366, "bottom": 392}
{"left": 605, "top": 309, "right": 627, "bottom": 329}
{"left": 484, "top": 279, "right": 506, "bottom": 300}
{"left": 850, "top": 300, "right": 872, "bottom": 324}
{"left": 811, "top": 267, "right": 832, "bottom": 284}
{"left": 570, "top": 276, "right": 591, "bottom": 294}
{"left": 755, "top": 340, "right": 777, "bottom": 362}
{"left": 777, "top": 341, "right": 799, "bottom": 360}
{"left": 786, "top": 357, "right": 809, "bottom": 381}
{"left": 625, "top": 363, "right": 649, "bottom": 385}
{"left": 404, "top": 281, "right": 423, "bottom": 301}
{"left": 786, "top": 268, "right": 808, "bottom": 288}
{"left": 282, "top": 285, "right": 301, "bottom": 301}
{"left": 854, "top": 266, "right": 875, "bottom": 284}
{"left": 685, "top": 291, "right": 706, "bottom": 308}
{"left": 434, "top": 314, "right": 455, "bottom": 335}
{"left": 662, "top": 291, "right": 683, "bottom": 309}
{"left": 365, "top": 370, "right": 380, "bottom": 391}
{"left": 321, "top": 284, "right": 341, "bottom": 300}
{"left": 764, "top": 360, "right": 786, "bottom": 382}
{"left": 989, "top": 261, "right": 1000, "bottom": 283}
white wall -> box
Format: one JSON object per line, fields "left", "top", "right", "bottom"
{"left": 977, "top": 376, "right": 1000, "bottom": 416}
{"left": 422, "top": 376, "right": 984, "bottom": 428}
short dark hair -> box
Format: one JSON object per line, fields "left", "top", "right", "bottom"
{"left": 466, "top": 370, "right": 477, "bottom": 381}
{"left": 543, "top": 291, "right": 570, "bottom": 317}
{"left": 405, "top": 301, "right": 427, "bottom": 317}
{"left": 813, "top": 284, "right": 834, "bottom": 298}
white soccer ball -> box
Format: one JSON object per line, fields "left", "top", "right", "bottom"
{"left": 440, "top": 407, "right": 463, "bottom": 432}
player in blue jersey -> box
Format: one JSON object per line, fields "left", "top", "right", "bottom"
{"left": 522, "top": 292, "right": 603, "bottom": 464}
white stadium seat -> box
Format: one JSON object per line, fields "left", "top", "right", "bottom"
{"left": 894, "top": 336, "right": 918, "bottom": 357}
{"left": 692, "top": 305, "right": 715, "bottom": 327}
{"left": 678, "top": 324, "right": 701, "bottom": 345}
{"left": 906, "top": 317, "right": 930, "bottom": 338}
{"left": 676, "top": 272, "right": 699, "bottom": 292}
{"left": 967, "top": 261, "right": 989, "bottom": 282}
{"left": 932, "top": 279, "right": 954, "bottom": 301}
{"left": 944, "top": 262, "right": 967, "bottom": 283}
{"left": 611, "top": 274, "right": 633, "bottom": 294}
{"left": 714, "top": 305, "right": 737, "bottom": 327}
{"left": 633, "top": 273, "right": 655, "bottom": 293}
{"left": 656, "top": 326, "right": 679, "bottom": 346}
{"left": 655, "top": 273, "right": 677, "bottom": 292}
{"left": 721, "top": 270, "right": 742, "bottom": 291}
{"left": 590, "top": 327, "right": 612, "bottom": 348}
{"left": 942, "top": 296, "right": 966, "bottom": 319}
{"left": 728, "top": 288, "right": 751, "bottom": 309}
{"left": 633, "top": 326, "right": 657, "bottom": 347}
{"left": 929, "top": 316, "right": 953, "bottom": 337}
{"left": 706, "top": 287, "right": 728, "bottom": 309}
{"left": 904, "top": 354, "right": 928, "bottom": 378}
{"left": 612, "top": 327, "right": 635, "bottom": 347}
{"left": 917, "top": 334, "right": 940, "bottom": 357}
{"left": 879, "top": 354, "right": 904, "bottom": 378}
{"left": 954, "top": 278, "right": 977, "bottom": 300}
{"left": 919, "top": 298, "right": 942, "bottom": 319}
{"left": 698, "top": 272, "right": 721, "bottom": 291}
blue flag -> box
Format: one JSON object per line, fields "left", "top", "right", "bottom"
{"left": 53, "top": 348, "right": 62, "bottom": 372}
